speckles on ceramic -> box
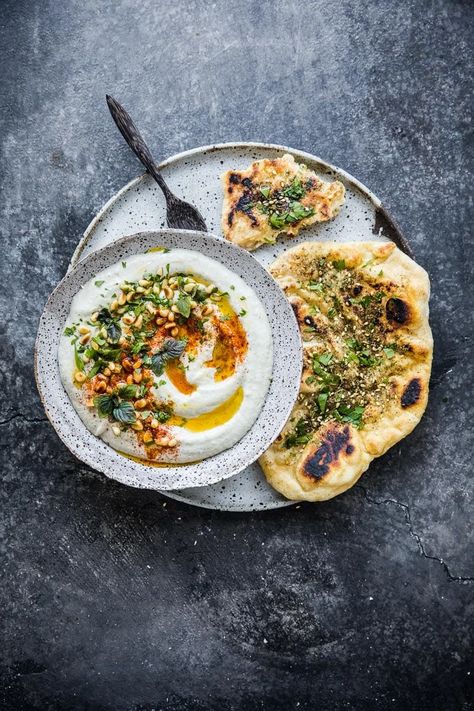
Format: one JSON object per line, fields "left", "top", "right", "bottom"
{"left": 35, "top": 230, "right": 302, "bottom": 492}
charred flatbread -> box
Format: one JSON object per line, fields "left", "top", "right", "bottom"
{"left": 259, "top": 241, "right": 433, "bottom": 501}
{"left": 221, "top": 154, "right": 345, "bottom": 250}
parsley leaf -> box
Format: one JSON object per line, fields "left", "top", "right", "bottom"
{"left": 283, "top": 418, "right": 312, "bottom": 448}
{"left": 335, "top": 404, "right": 364, "bottom": 428}
{"left": 332, "top": 259, "right": 346, "bottom": 271}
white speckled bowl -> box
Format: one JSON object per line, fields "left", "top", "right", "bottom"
{"left": 35, "top": 229, "right": 302, "bottom": 491}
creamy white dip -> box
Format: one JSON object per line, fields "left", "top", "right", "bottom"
{"left": 59, "top": 249, "right": 273, "bottom": 463}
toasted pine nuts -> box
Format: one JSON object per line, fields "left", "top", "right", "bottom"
{"left": 103, "top": 367, "right": 111, "bottom": 377}
{"left": 135, "top": 398, "right": 147, "bottom": 409}
{"left": 78, "top": 325, "right": 90, "bottom": 335}
{"left": 131, "top": 421, "right": 143, "bottom": 431}
{"left": 167, "top": 312, "right": 175, "bottom": 321}
{"left": 171, "top": 327, "right": 179, "bottom": 337}
{"left": 158, "top": 307, "right": 169, "bottom": 318}
{"left": 112, "top": 425, "right": 121, "bottom": 437}
{"left": 183, "top": 283, "right": 194, "bottom": 293}
{"left": 118, "top": 292, "right": 127, "bottom": 306}
{"left": 171, "top": 305, "right": 179, "bottom": 314}
{"left": 134, "top": 314, "right": 143, "bottom": 329}
{"left": 79, "top": 334, "right": 90, "bottom": 345}
{"left": 91, "top": 312, "right": 99, "bottom": 322}
{"left": 133, "top": 359, "right": 142, "bottom": 369}
{"left": 110, "top": 300, "right": 119, "bottom": 311}
{"left": 95, "top": 381, "right": 107, "bottom": 393}
{"left": 133, "top": 370, "right": 143, "bottom": 383}
{"left": 126, "top": 292, "right": 135, "bottom": 302}
{"left": 164, "top": 322, "right": 175, "bottom": 330}
{"left": 74, "top": 371, "right": 86, "bottom": 383}
{"left": 150, "top": 418, "right": 159, "bottom": 428}
{"left": 168, "top": 438, "right": 177, "bottom": 447}
{"left": 155, "top": 317, "right": 166, "bottom": 326}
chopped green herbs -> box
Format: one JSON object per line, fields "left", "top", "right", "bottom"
{"left": 284, "top": 418, "right": 312, "bottom": 448}
{"left": 332, "top": 259, "right": 346, "bottom": 271}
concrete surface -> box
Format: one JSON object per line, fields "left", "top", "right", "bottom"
{"left": 1, "top": 0, "right": 473, "bottom": 709}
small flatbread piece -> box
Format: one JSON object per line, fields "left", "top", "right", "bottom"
{"left": 260, "top": 241, "right": 433, "bottom": 501}
{"left": 221, "top": 154, "right": 345, "bottom": 251}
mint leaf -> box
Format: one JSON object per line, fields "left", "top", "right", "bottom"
{"left": 94, "top": 394, "right": 115, "bottom": 416}
{"left": 176, "top": 293, "right": 192, "bottom": 318}
{"left": 112, "top": 401, "right": 136, "bottom": 424}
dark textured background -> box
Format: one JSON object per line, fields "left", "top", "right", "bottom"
{"left": 1, "top": 1, "right": 473, "bottom": 709}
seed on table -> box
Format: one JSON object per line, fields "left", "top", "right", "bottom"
{"left": 74, "top": 371, "right": 86, "bottom": 383}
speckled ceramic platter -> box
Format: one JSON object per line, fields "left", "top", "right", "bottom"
{"left": 69, "top": 142, "right": 410, "bottom": 511}
{"left": 36, "top": 229, "right": 302, "bottom": 491}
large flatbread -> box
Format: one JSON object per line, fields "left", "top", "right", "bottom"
{"left": 221, "top": 154, "right": 345, "bottom": 250}
{"left": 259, "top": 241, "right": 433, "bottom": 501}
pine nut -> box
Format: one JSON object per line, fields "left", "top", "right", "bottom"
{"left": 106, "top": 386, "right": 113, "bottom": 394}
{"left": 78, "top": 325, "right": 90, "bottom": 335}
{"left": 103, "top": 367, "right": 111, "bottom": 377}
{"left": 133, "top": 370, "right": 143, "bottom": 383}
{"left": 110, "top": 300, "right": 119, "bottom": 311}
{"left": 167, "top": 312, "right": 175, "bottom": 321}
{"left": 168, "top": 438, "right": 177, "bottom": 447}
{"left": 126, "top": 292, "right": 135, "bottom": 303}
{"left": 164, "top": 322, "right": 175, "bottom": 330}
{"left": 171, "top": 327, "right": 179, "bottom": 337}
{"left": 183, "top": 283, "right": 194, "bottom": 293}
{"left": 108, "top": 362, "right": 116, "bottom": 371}
{"left": 171, "top": 305, "right": 179, "bottom": 314}
{"left": 74, "top": 371, "right": 86, "bottom": 383}
{"left": 159, "top": 308, "right": 169, "bottom": 318}
{"left": 133, "top": 359, "right": 142, "bottom": 369}
{"left": 131, "top": 421, "right": 143, "bottom": 431}
{"left": 91, "top": 341, "right": 100, "bottom": 351}
{"left": 123, "top": 314, "right": 136, "bottom": 325}
{"left": 95, "top": 381, "right": 107, "bottom": 393}
{"left": 155, "top": 317, "right": 166, "bottom": 326}
{"left": 164, "top": 286, "right": 173, "bottom": 299}
{"left": 112, "top": 425, "right": 121, "bottom": 437}
{"left": 79, "top": 334, "right": 90, "bottom": 345}
{"left": 118, "top": 292, "right": 127, "bottom": 306}
{"left": 91, "top": 312, "right": 99, "bottom": 323}
{"left": 146, "top": 303, "right": 156, "bottom": 315}
{"left": 126, "top": 374, "right": 134, "bottom": 385}
{"left": 150, "top": 418, "right": 159, "bottom": 428}
{"left": 139, "top": 279, "right": 150, "bottom": 287}
{"left": 143, "top": 431, "right": 154, "bottom": 444}
{"left": 135, "top": 398, "right": 147, "bottom": 409}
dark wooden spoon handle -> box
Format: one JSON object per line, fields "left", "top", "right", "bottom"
{"left": 106, "top": 94, "right": 172, "bottom": 200}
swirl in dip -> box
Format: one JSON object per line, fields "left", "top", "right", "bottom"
{"left": 59, "top": 248, "right": 273, "bottom": 463}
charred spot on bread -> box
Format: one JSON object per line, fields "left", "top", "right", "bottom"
{"left": 303, "top": 426, "right": 351, "bottom": 480}
{"left": 386, "top": 297, "right": 410, "bottom": 324}
{"left": 229, "top": 173, "right": 240, "bottom": 185}
{"left": 401, "top": 378, "right": 422, "bottom": 408}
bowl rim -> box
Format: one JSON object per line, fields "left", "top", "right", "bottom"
{"left": 35, "top": 228, "right": 303, "bottom": 490}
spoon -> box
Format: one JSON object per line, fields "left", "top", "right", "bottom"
{"left": 106, "top": 95, "right": 208, "bottom": 232}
